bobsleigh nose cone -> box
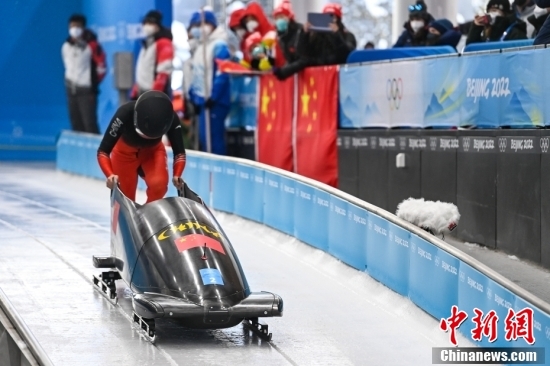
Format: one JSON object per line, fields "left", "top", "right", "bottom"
{"left": 274, "top": 295, "right": 283, "bottom": 316}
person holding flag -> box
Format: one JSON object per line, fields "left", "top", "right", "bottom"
{"left": 187, "top": 10, "right": 232, "bottom": 155}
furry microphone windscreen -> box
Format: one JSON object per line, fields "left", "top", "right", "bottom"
{"left": 396, "top": 198, "right": 460, "bottom": 235}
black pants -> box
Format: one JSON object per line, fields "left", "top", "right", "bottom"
{"left": 66, "top": 85, "right": 100, "bottom": 134}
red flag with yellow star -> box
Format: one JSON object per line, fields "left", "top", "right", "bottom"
{"left": 174, "top": 234, "right": 226, "bottom": 255}
{"left": 256, "top": 74, "right": 295, "bottom": 171}
{"left": 295, "top": 66, "right": 339, "bottom": 187}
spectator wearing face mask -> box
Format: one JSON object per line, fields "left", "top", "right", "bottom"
{"left": 533, "top": 0, "right": 550, "bottom": 44}
{"left": 272, "top": 3, "right": 356, "bottom": 80}
{"left": 61, "top": 14, "right": 106, "bottom": 134}
{"left": 132, "top": 10, "right": 174, "bottom": 99}
{"left": 513, "top": 0, "right": 536, "bottom": 36}
{"left": 228, "top": 8, "right": 248, "bottom": 55}
{"left": 393, "top": 1, "right": 435, "bottom": 47}
{"left": 466, "top": 0, "right": 527, "bottom": 45}
{"left": 242, "top": 2, "right": 274, "bottom": 37}
{"left": 426, "top": 19, "right": 462, "bottom": 50}
{"left": 273, "top": 0, "right": 303, "bottom": 64}
{"left": 187, "top": 10, "right": 232, "bottom": 155}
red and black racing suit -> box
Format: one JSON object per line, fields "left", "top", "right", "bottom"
{"left": 97, "top": 101, "right": 186, "bottom": 203}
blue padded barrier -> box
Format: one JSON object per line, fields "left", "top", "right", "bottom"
{"left": 57, "top": 131, "right": 550, "bottom": 355}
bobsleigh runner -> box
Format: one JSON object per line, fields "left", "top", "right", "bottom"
{"left": 92, "top": 183, "right": 283, "bottom": 343}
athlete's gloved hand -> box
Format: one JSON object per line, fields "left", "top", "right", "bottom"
{"left": 106, "top": 175, "right": 119, "bottom": 189}
{"left": 172, "top": 176, "right": 184, "bottom": 190}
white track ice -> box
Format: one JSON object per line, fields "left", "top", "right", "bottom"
{"left": 0, "top": 163, "right": 478, "bottom": 365}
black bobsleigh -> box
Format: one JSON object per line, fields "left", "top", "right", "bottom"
{"left": 92, "top": 184, "right": 283, "bottom": 342}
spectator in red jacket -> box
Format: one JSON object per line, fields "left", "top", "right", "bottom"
{"left": 61, "top": 14, "right": 106, "bottom": 134}
{"left": 242, "top": 2, "right": 274, "bottom": 36}
{"left": 132, "top": 10, "right": 174, "bottom": 99}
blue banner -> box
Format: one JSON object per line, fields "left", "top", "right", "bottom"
{"left": 294, "top": 182, "right": 329, "bottom": 251}
{"left": 457, "top": 263, "right": 490, "bottom": 344}
{"left": 327, "top": 197, "right": 366, "bottom": 270}
{"left": 263, "top": 172, "right": 282, "bottom": 232}
{"left": 384, "top": 222, "right": 411, "bottom": 296}
{"left": 211, "top": 160, "right": 235, "bottom": 213}
{"left": 234, "top": 164, "right": 264, "bottom": 222}
{"left": 339, "top": 65, "right": 366, "bottom": 128}
{"left": 227, "top": 76, "right": 259, "bottom": 130}
{"left": 409, "top": 235, "right": 459, "bottom": 320}
{"left": 423, "top": 57, "right": 463, "bottom": 128}
{"left": 366, "top": 213, "right": 389, "bottom": 284}
{"left": 514, "top": 297, "right": 550, "bottom": 351}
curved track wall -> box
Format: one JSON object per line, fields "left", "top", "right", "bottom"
{"left": 57, "top": 131, "right": 550, "bottom": 352}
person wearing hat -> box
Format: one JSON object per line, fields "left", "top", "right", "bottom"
{"left": 393, "top": 0, "right": 435, "bottom": 47}
{"left": 61, "top": 14, "right": 106, "bottom": 134}
{"left": 97, "top": 91, "right": 187, "bottom": 203}
{"left": 466, "top": 0, "right": 527, "bottom": 45}
{"left": 187, "top": 10, "right": 231, "bottom": 155}
{"left": 426, "top": 19, "right": 463, "bottom": 49}
{"left": 131, "top": 10, "right": 174, "bottom": 99}
{"left": 272, "top": 3, "right": 355, "bottom": 81}
{"left": 273, "top": 0, "right": 303, "bottom": 65}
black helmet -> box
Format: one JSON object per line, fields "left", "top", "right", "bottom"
{"left": 134, "top": 91, "right": 173, "bottom": 139}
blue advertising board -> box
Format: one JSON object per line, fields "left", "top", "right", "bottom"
{"left": 328, "top": 197, "right": 366, "bottom": 270}
{"left": 234, "top": 163, "right": 264, "bottom": 222}
{"left": 210, "top": 159, "right": 235, "bottom": 213}
{"left": 294, "top": 182, "right": 330, "bottom": 252}
{"left": 409, "top": 234, "right": 459, "bottom": 320}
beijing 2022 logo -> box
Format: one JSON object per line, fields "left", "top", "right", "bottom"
{"left": 386, "top": 78, "right": 403, "bottom": 110}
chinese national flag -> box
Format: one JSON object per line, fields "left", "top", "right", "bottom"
{"left": 174, "top": 234, "right": 226, "bottom": 255}
{"left": 295, "top": 66, "right": 339, "bottom": 187}
{"left": 256, "top": 74, "right": 294, "bottom": 171}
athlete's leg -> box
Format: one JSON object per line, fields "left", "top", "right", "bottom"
{"left": 111, "top": 140, "right": 140, "bottom": 201}
{"left": 139, "top": 142, "right": 169, "bottom": 203}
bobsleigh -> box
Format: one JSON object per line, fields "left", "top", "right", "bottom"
{"left": 92, "top": 184, "right": 283, "bottom": 342}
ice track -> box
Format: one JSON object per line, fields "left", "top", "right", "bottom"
{"left": 0, "top": 163, "right": 477, "bottom": 365}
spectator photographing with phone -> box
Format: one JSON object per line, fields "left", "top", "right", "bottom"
{"left": 272, "top": 3, "right": 356, "bottom": 81}
{"left": 466, "top": 0, "right": 527, "bottom": 45}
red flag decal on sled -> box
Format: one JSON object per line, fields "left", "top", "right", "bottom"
{"left": 174, "top": 234, "right": 226, "bottom": 255}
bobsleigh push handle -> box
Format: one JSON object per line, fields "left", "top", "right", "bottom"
{"left": 177, "top": 181, "right": 205, "bottom": 205}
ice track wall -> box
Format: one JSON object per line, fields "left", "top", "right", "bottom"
{"left": 57, "top": 131, "right": 550, "bottom": 351}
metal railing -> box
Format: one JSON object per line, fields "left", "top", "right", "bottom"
{"left": 0, "top": 288, "right": 53, "bottom": 366}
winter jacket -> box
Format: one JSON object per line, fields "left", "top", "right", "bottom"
{"left": 466, "top": 14, "right": 528, "bottom": 45}
{"left": 61, "top": 29, "right": 106, "bottom": 92}
{"left": 243, "top": 2, "right": 274, "bottom": 36}
{"left": 274, "top": 27, "right": 356, "bottom": 80}
{"left": 426, "top": 29, "right": 463, "bottom": 49}
{"left": 534, "top": 0, "right": 550, "bottom": 45}
{"left": 277, "top": 20, "right": 303, "bottom": 64}
{"left": 189, "top": 26, "right": 232, "bottom": 108}
{"left": 513, "top": 0, "right": 536, "bottom": 37}
{"left": 134, "top": 27, "right": 174, "bottom": 95}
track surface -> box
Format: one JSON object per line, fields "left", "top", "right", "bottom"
{"left": 0, "top": 163, "right": 475, "bottom": 365}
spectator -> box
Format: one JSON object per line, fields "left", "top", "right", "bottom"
{"left": 466, "top": 0, "right": 527, "bottom": 45}
{"left": 513, "top": 0, "right": 536, "bottom": 36}
{"left": 61, "top": 14, "right": 106, "bottom": 134}
{"left": 242, "top": 2, "right": 274, "bottom": 36}
{"left": 132, "top": 10, "right": 174, "bottom": 99}
{"left": 533, "top": 0, "right": 550, "bottom": 44}
{"left": 228, "top": 8, "right": 247, "bottom": 56}
{"left": 426, "top": 19, "right": 462, "bottom": 49}
{"left": 393, "top": 1, "right": 435, "bottom": 47}
{"left": 364, "top": 41, "right": 376, "bottom": 49}
{"left": 273, "top": 3, "right": 356, "bottom": 80}
{"left": 273, "top": 0, "right": 303, "bottom": 64}
{"left": 187, "top": 10, "right": 232, "bottom": 155}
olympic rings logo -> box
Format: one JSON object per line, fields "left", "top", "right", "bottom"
{"left": 498, "top": 138, "right": 507, "bottom": 153}
{"left": 386, "top": 78, "right": 403, "bottom": 110}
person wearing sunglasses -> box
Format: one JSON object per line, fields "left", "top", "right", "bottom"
{"left": 393, "top": 0, "right": 435, "bottom": 47}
